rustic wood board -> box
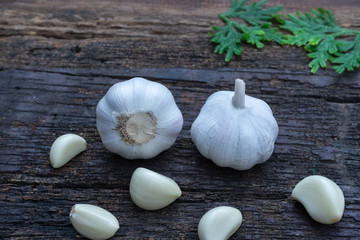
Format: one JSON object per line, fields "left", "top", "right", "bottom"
{"left": 0, "top": 0, "right": 359, "bottom": 239}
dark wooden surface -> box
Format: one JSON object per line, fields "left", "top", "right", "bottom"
{"left": 1, "top": 0, "right": 360, "bottom": 239}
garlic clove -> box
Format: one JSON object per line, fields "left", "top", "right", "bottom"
{"left": 191, "top": 79, "right": 278, "bottom": 170}
{"left": 129, "top": 167, "right": 182, "bottom": 210}
{"left": 70, "top": 204, "right": 119, "bottom": 240}
{"left": 96, "top": 77, "right": 183, "bottom": 159}
{"left": 198, "top": 206, "right": 242, "bottom": 240}
{"left": 49, "top": 134, "right": 87, "bottom": 168}
{"left": 292, "top": 175, "right": 345, "bottom": 224}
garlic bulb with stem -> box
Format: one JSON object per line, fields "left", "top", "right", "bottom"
{"left": 96, "top": 77, "right": 183, "bottom": 159}
{"left": 191, "top": 79, "right": 278, "bottom": 170}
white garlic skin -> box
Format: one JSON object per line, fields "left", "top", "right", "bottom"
{"left": 198, "top": 206, "right": 242, "bottom": 240}
{"left": 129, "top": 167, "right": 182, "bottom": 210}
{"left": 292, "top": 175, "right": 345, "bottom": 224}
{"left": 96, "top": 77, "right": 183, "bottom": 159}
{"left": 70, "top": 204, "right": 119, "bottom": 240}
{"left": 49, "top": 134, "right": 87, "bottom": 168}
{"left": 191, "top": 79, "right": 278, "bottom": 170}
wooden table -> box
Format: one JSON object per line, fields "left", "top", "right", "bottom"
{"left": 1, "top": 0, "right": 359, "bottom": 239}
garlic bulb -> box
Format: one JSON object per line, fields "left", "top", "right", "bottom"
{"left": 129, "top": 167, "right": 182, "bottom": 210}
{"left": 70, "top": 204, "right": 119, "bottom": 240}
{"left": 292, "top": 175, "right": 345, "bottom": 224}
{"left": 198, "top": 206, "right": 242, "bottom": 240}
{"left": 191, "top": 79, "right": 278, "bottom": 170}
{"left": 96, "top": 77, "right": 183, "bottom": 159}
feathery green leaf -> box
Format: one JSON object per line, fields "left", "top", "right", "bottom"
{"left": 211, "top": 0, "right": 284, "bottom": 62}
{"left": 281, "top": 8, "right": 360, "bottom": 73}
{"left": 211, "top": 1, "right": 360, "bottom": 74}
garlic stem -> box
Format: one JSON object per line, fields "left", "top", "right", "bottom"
{"left": 232, "top": 79, "right": 246, "bottom": 109}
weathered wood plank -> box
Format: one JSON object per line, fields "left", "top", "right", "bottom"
{"left": 0, "top": 0, "right": 359, "bottom": 71}
{"left": 1, "top": 67, "right": 359, "bottom": 239}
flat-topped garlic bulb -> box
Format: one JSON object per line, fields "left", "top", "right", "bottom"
{"left": 191, "top": 79, "right": 278, "bottom": 170}
{"left": 96, "top": 77, "right": 183, "bottom": 159}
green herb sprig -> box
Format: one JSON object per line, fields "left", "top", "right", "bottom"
{"left": 211, "top": 0, "right": 360, "bottom": 74}
{"left": 210, "top": 0, "right": 284, "bottom": 62}
{"left": 282, "top": 9, "right": 360, "bottom": 74}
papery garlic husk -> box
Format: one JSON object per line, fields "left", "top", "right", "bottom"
{"left": 129, "top": 167, "right": 182, "bottom": 210}
{"left": 70, "top": 204, "right": 119, "bottom": 240}
{"left": 292, "top": 175, "right": 345, "bottom": 224}
{"left": 96, "top": 77, "right": 183, "bottom": 159}
{"left": 191, "top": 79, "right": 278, "bottom": 170}
{"left": 198, "top": 206, "right": 242, "bottom": 240}
{"left": 49, "top": 133, "right": 87, "bottom": 168}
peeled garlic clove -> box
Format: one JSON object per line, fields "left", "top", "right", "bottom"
{"left": 49, "top": 134, "right": 87, "bottom": 168}
{"left": 191, "top": 79, "right": 278, "bottom": 170}
{"left": 292, "top": 175, "right": 345, "bottom": 224}
{"left": 96, "top": 77, "right": 183, "bottom": 159}
{"left": 198, "top": 206, "right": 242, "bottom": 240}
{"left": 70, "top": 204, "right": 119, "bottom": 240}
{"left": 129, "top": 167, "right": 182, "bottom": 210}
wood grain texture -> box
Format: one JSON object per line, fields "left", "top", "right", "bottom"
{"left": 0, "top": 0, "right": 360, "bottom": 239}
